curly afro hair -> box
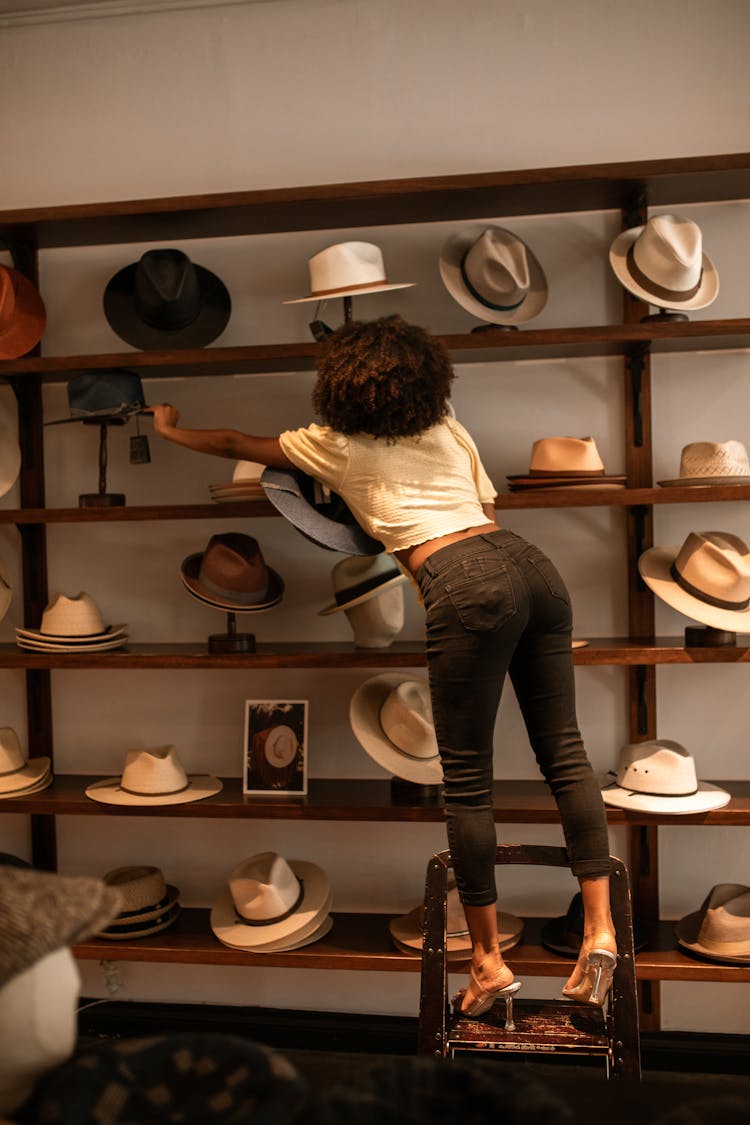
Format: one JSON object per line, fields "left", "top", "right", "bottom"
{"left": 312, "top": 315, "right": 455, "bottom": 438}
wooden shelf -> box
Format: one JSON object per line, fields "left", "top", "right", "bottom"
{"left": 3, "top": 638, "right": 750, "bottom": 668}
{"left": 6, "top": 775, "right": 750, "bottom": 825}
{"left": 2, "top": 152, "right": 749, "bottom": 249}
{"left": 2, "top": 320, "right": 750, "bottom": 386}
{"left": 70, "top": 910, "right": 750, "bottom": 982}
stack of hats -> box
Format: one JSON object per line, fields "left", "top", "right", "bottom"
{"left": 506, "top": 437, "right": 626, "bottom": 492}
{"left": 0, "top": 728, "right": 52, "bottom": 799}
{"left": 16, "top": 593, "right": 128, "bottom": 653}
{"left": 211, "top": 851, "right": 332, "bottom": 953}
{"left": 262, "top": 467, "right": 385, "bottom": 556}
{"left": 86, "top": 745, "right": 223, "bottom": 806}
{"left": 675, "top": 884, "right": 750, "bottom": 964}
{"left": 601, "top": 740, "right": 731, "bottom": 814}
{"left": 658, "top": 441, "right": 750, "bottom": 488}
{"left": 93, "top": 865, "right": 181, "bottom": 940}
{"left": 389, "top": 877, "right": 523, "bottom": 961}
{"left": 209, "top": 460, "right": 267, "bottom": 504}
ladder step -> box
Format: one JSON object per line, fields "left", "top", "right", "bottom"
{"left": 449, "top": 999, "right": 610, "bottom": 1056}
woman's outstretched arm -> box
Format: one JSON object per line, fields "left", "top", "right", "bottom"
{"left": 148, "top": 403, "right": 295, "bottom": 468}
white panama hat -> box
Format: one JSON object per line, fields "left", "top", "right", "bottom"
{"left": 601, "top": 739, "right": 730, "bottom": 814}
{"left": 349, "top": 673, "right": 443, "bottom": 786}
{"left": 439, "top": 225, "right": 547, "bottom": 325}
{"left": 639, "top": 530, "right": 750, "bottom": 633}
{"left": 85, "top": 745, "right": 222, "bottom": 806}
{"left": 609, "top": 214, "right": 718, "bottom": 310}
{"left": 284, "top": 241, "right": 415, "bottom": 303}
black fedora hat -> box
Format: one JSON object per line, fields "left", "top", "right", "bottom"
{"left": 541, "top": 892, "right": 648, "bottom": 957}
{"left": 103, "top": 248, "right": 231, "bottom": 350}
{"left": 261, "top": 467, "right": 385, "bottom": 556}
{"left": 45, "top": 369, "right": 146, "bottom": 425}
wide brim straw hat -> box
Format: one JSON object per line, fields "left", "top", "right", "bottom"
{"left": 439, "top": 224, "right": 548, "bottom": 325}
{"left": 0, "top": 265, "right": 47, "bottom": 360}
{"left": 262, "top": 467, "right": 385, "bottom": 556}
{"left": 214, "top": 907, "right": 334, "bottom": 954}
{"left": 638, "top": 530, "right": 750, "bottom": 633}
{"left": 319, "top": 554, "right": 407, "bottom": 615}
{"left": 85, "top": 745, "right": 222, "bottom": 806}
{"left": 93, "top": 865, "right": 180, "bottom": 940}
{"left": 601, "top": 738, "right": 730, "bottom": 815}
{"left": 349, "top": 672, "right": 443, "bottom": 786}
{"left": 609, "top": 214, "right": 719, "bottom": 310}
{"left": 103, "top": 249, "right": 231, "bottom": 350}
{"left": 675, "top": 883, "right": 750, "bottom": 964}
{"left": 211, "top": 857, "right": 331, "bottom": 950}
{"left": 0, "top": 727, "right": 51, "bottom": 795}
{"left": 390, "top": 901, "right": 523, "bottom": 959}
{"left": 658, "top": 441, "right": 750, "bottom": 487}
{"left": 283, "top": 241, "right": 415, "bottom": 303}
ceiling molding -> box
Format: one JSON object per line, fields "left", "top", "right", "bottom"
{"left": 0, "top": 0, "right": 282, "bottom": 27}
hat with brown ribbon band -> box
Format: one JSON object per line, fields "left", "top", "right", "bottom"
{"left": 181, "top": 532, "right": 284, "bottom": 612}
{"left": 507, "top": 436, "right": 626, "bottom": 490}
{"left": 675, "top": 883, "right": 750, "bottom": 964}
{"left": 639, "top": 530, "right": 750, "bottom": 632}
{"left": 609, "top": 214, "right": 718, "bottom": 310}
{"left": 389, "top": 878, "right": 523, "bottom": 960}
{"left": 85, "top": 745, "right": 222, "bottom": 806}
{"left": 0, "top": 265, "right": 46, "bottom": 360}
{"left": 439, "top": 225, "right": 548, "bottom": 326}
{"left": 283, "top": 242, "right": 414, "bottom": 304}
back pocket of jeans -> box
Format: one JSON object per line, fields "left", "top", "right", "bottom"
{"left": 444, "top": 557, "right": 516, "bottom": 632}
{"left": 527, "top": 551, "right": 570, "bottom": 603}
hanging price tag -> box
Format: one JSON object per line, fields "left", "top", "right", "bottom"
{"left": 129, "top": 414, "right": 151, "bottom": 464}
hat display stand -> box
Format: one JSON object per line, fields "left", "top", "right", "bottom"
{"left": 79, "top": 419, "right": 126, "bottom": 507}
{"left": 640, "top": 307, "right": 689, "bottom": 324}
{"left": 308, "top": 294, "right": 355, "bottom": 341}
{"left": 389, "top": 775, "right": 442, "bottom": 805}
{"left": 684, "top": 625, "right": 736, "bottom": 647}
{"left": 207, "top": 611, "right": 256, "bottom": 654}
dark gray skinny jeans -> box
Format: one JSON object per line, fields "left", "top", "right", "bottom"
{"left": 416, "top": 528, "right": 611, "bottom": 907}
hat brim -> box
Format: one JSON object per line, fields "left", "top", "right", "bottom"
{"left": 389, "top": 907, "right": 522, "bottom": 956}
{"left": 638, "top": 545, "right": 750, "bottom": 632}
{"left": 181, "top": 553, "right": 284, "bottom": 612}
{"left": 0, "top": 575, "right": 11, "bottom": 623}
{"left": 439, "top": 226, "right": 548, "bottom": 325}
{"left": 16, "top": 623, "right": 127, "bottom": 643}
{"left": 95, "top": 902, "right": 181, "bottom": 941}
{"left": 609, "top": 226, "right": 719, "bottom": 310}
{"left": 0, "top": 428, "right": 21, "bottom": 499}
{"left": 349, "top": 672, "right": 443, "bottom": 786}
{"left": 0, "top": 758, "right": 51, "bottom": 794}
{"left": 85, "top": 774, "right": 223, "bottom": 806}
{"left": 318, "top": 572, "right": 407, "bottom": 615}
{"left": 262, "top": 467, "right": 385, "bottom": 556}
{"left": 674, "top": 911, "right": 750, "bottom": 964}
{"left": 210, "top": 859, "right": 331, "bottom": 948}
{"left": 0, "top": 269, "right": 47, "bottom": 359}
{"left": 101, "top": 884, "right": 180, "bottom": 927}
{"left": 601, "top": 778, "right": 730, "bottom": 814}
{"left": 215, "top": 903, "right": 334, "bottom": 954}
{"left": 103, "top": 262, "right": 231, "bottom": 349}
{"left": 16, "top": 636, "right": 128, "bottom": 654}
{"left": 658, "top": 476, "right": 750, "bottom": 487}
{"left": 283, "top": 281, "right": 415, "bottom": 304}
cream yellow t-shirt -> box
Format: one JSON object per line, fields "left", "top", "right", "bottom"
{"left": 278, "top": 417, "right": 497, "bottom": 554}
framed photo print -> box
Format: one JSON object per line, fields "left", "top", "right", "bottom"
{"left": 243, "top": 700, "right": 308, "bottom": 796}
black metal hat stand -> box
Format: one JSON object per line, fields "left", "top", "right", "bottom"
{"left": 208, "top": 612, "right": 257, "bottom": 654}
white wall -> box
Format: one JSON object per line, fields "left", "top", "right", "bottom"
{"left": 1, "top": 0, "right": 749, "bottom": 1033}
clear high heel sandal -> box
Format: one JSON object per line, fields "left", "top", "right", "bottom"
{"left": 562, "top": 948, "right": 617, "bottom": 1006}
{"left": 453, "top": 970, "right": 522, "bottom": 1029}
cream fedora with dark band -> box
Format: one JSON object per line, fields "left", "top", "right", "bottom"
{"left": 609, "top": 214, "right": 718, "bottom": 310}
{"left": 439, "top": 225, "right": 547, "bottom": 325}
{"left": 86, "top": 745, "right": 222, "bottom": 806}
{"left": 284, "top": 242, "right": 415, "bottom": 303}
{"left": 601, "top": 739, "right": 730, "bottom": 814}
{"left": 639, "top": 530, "right": 750, "bottom": 632}
{"left": 349, "top": 673, "right": 443, "bottom": 786}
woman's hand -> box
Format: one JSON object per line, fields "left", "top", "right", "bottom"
{"left": 148, "top": 403, "right": 180, "bottom": 434}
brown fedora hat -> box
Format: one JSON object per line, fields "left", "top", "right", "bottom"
{"left": 181, "top": 532, "right": 284, "bottom": 612}
{"left": 0, "top": 265, "right": 46, "bottom": 359}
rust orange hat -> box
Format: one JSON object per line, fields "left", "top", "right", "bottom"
{"left": 0, "top": 265, "right": 46, "bottom": 359}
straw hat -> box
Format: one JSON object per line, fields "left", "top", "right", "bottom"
{"left": 658, "top": 441, "right": 750, "bottom": 487}
{"left": 609, "top": 214, "right": 718, "bottom": 310}
{"left": 0, "top": 423, "right": 21, "bottom": 500}
{"left": 639, "top": 530, "right": 750, "bottom": 632}
{"left": 601, "top": 739, "right": 730, "bottom": 814}
{"left": 439, "top": 225, "right": 547, "bottom": 325}
{"left": 0, "top": 265, "right": 46, "bottom": 360}
{"left": 389, "top": 878, "right": 523, "bottom": 960}
{"left": 350, "top": 673, "right": 443, "bottom": 786}
{"left": 211, "top": 852, "right": 331, "bottom": 952}
{"left": 283, "top": 241, "right": 414, "bottom": 304}
{"left": 318, "top": 554, "right": 407, "bottom": 615}
{"left": 0, "top": 571, "right": 11, "bottom": 624}
{"left": 675, "top": 884, "right": 750, "bottom": 964}
{"left": 507, "top": 436, "right": 626, "bottom": 490}
{"left": 93, "top": 866, "right": 180, "bottom": 940}
{"left": 85, "top": 745, "right": 222, "bottom": 806}
{"left": 181, "top": 532, "right": 284, "bottom": 612}
{"left": 0, "top": 728, "right": 51, "bottom": 798}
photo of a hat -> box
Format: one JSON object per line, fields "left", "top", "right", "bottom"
{"left": 45, "top": 369, "right": 146, "bottom": 425}
{"left": 211, "top": 851, "right": 332, "bottom": 951}
{"left": 0, "top": 264, "right": 46, "bottom": 359}
{"left": 350, "top": 673, "right": 443, "bottom": 786}
{"left": 439, "top": 225, "right": 547, "bottom": 325}
{"left": 85, "top": 745, "right": 223, "bottom": 806}
{"left": 390, "top": 877, "right": 523, "bottom": 960}
{"left": 658, "top": 441, "right": 750, "bottom": 487}
{"left": 638, "top": 530, "right": 750, "bottom": 633}
{"left": 0, "top": 727, "right": 51, "bottom": 798}
{"left": 675, "top": 883, "right": 750, "bottom": 964}
{"left": 262, "top": 467, "right": 385, "bottom": 555}
{"left": 601, "top": 739, "right": 730, "bottom": 814}
{"left": 507, "top": 436, "right": 626, "bottom": 489}
{"left": 181, "top": 532, "right": 284, "bottom": 612}
{"left": 609, "top": 214, "right": 719, "bottom": 310}
{"left": 93, "top": 865, "right": 180, "bottom": 940}
{"left": 319, "top": 554, "right": 407, "bottom": 615}
{"left": 283, "top": 241, "right": 415, "bottom": 304}
{"left": 541, "top": 891, "right": 648, "bottom": 957}
{"left": 103, "top": 248, "right": 231, "bottom": 349}
{"left": 0, "top": 864, "right": 122, "bottom": 988}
